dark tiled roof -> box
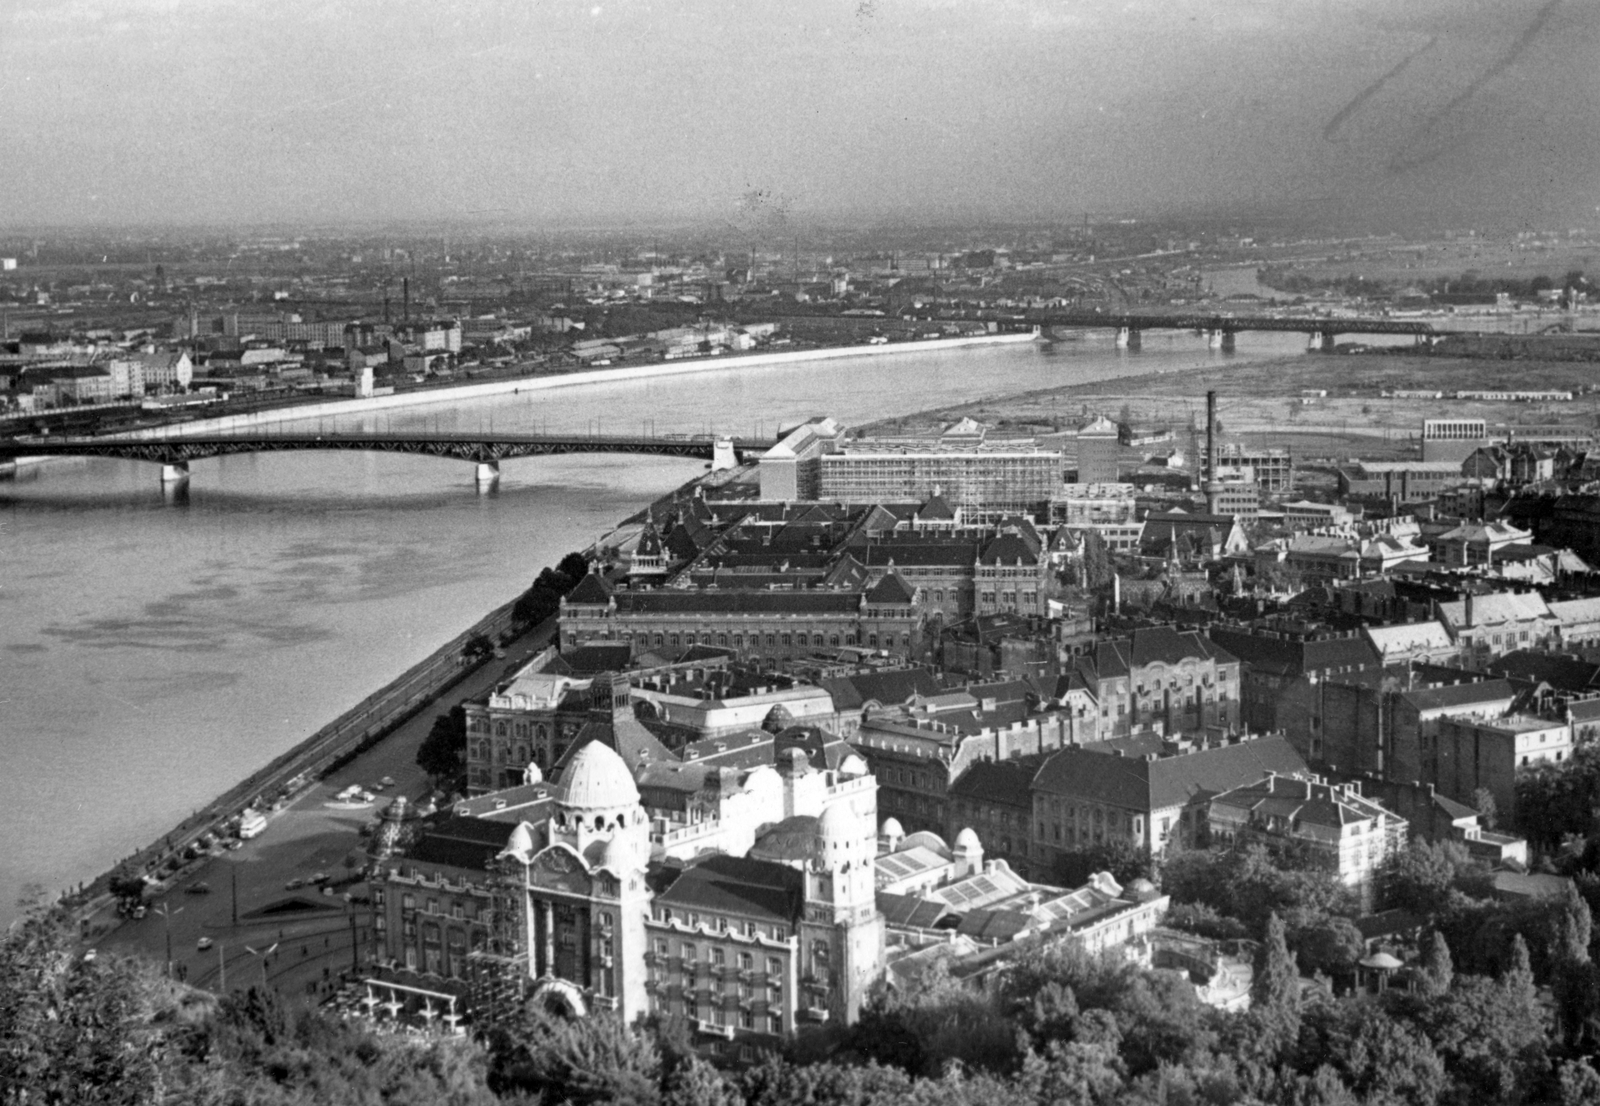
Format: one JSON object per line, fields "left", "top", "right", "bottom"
{"left": 865, "top": 571, "right": 917, "bottom": 605}
{"left": 1402, "top": 678, "right": 1517, "bottom": 712}
{"left": 1033, "top": 735, "right": 1308, "bottom": 811}
{"left": 613, "top": 590, "right": 862, "bottom": 614}
{"left": 862, "top": 543, "right": 980, "bottom": 568}
{"left": 978, "top": 534, "right": 1039, "bottom": 566}
{"left": 565, "top": 572, "right": 615, "bottom": 605}
{"left": 404, "top": 816, "right": 519, "bottom": 872}
{"left": 656, "top": 855, "right": 804, "bottom": 922}
{"left": 1207, "top": 627, "right": 1379, "bottom": 679}
{"left": 948, "top": 757, "right": 1039, "bottom": 808}
{"left": 1489, "top": 651, "right": 1600, "bottom": 693}
{"left": 821, "top": 667, "right": 942, "bottom": 710}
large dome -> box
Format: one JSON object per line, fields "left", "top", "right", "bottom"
{"left": 555, "top": 741, "right": 641, "bottom": 811}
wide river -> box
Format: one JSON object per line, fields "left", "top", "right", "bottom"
{"left": 0, "top": 330, "right": 1315, "bottom": 923}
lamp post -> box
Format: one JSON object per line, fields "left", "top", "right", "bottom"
{"left": 152, "top": 903, "right": 183, "bottom": 979}
{"left": 244, "top": 941, "right": 279, "bottom": 990}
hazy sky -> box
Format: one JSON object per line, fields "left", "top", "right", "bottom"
{"left": 2, "top": 0, "right": 1596, "bottom": 229}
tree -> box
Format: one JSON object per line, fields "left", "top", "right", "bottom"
{"left": 1474, "top": 786, "right": 1499, "bottom": 831}
{"left": 416, "top": 705, "right": 467, "bottom": 783}
{"left": 0, "top": 908, "right": 173, "bottom": 1105}
{"left": 1379, "top": 835, "right": 1471, "bottom": 915}
{"left": 1420, "top": 929, "right": 1454, "bottom": 997}
{"left": 462, "top": 632, "right": 494, "bottom": 661}
{"left": 496, "top": 1008, "right": 661, "bottom": 1106}
{"left": 1252, "top": 913, "right": 1302, "bottom": 1047}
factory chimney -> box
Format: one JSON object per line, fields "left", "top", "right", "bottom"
{"left": 1204, "top": 389, "right": 1223, "bottom": 515}
{"left": 402, "top": 277, "right": 410, "bottom": 323}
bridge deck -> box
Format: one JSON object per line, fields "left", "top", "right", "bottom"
{"left": 0, "top": 432, "right": 777, "bottom": 465}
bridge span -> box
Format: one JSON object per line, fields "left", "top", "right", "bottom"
{"left": 939, "top": 310, "right": 1439, "bottom": 351}
{"left": 0, "top": 430, "right": 775, "bottom": 487}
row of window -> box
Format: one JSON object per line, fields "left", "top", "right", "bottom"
{"left": 653, "top": 909, "right": 789, "bottom": 941}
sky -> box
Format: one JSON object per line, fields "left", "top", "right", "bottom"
{"left": 1, "top": 0, "right": 1597, "bottom": 230}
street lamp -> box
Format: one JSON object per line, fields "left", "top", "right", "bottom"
{"left": 244, "top": 941, "right": 279, "bottom": 990}
{"left": 152, "top": 903, "right": 183, "bottom": 979}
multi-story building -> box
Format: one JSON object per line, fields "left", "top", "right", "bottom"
{"left": 1061, "top": 627, "right": 1241, "bottom": 739}
{"left": 1204, "top": 445, "right": 1293, "bottom": 495}
{"left": 974, "top": 533, "right": 1052, "bottom": 617}
{"left": 1207, "top": 624, "right": 1381, "bottom": 736}
{"left": 560, "top": 571, "right": 923, "bottom": 663}
{"left": 487, "top": 740, "right": 885, "bottom": 1050}
{"left": 1029, "top": 733, "right": 1307, "bottom": 865}
{"left": 818, "top": 442, "right": 1062, "bottom": 522}
{"left": 1421, "top": 418, "right": 1489, "bottom": 463}
{"left": 1434, "top": 591, "right": 1558, "bottom": 669}
{"left": 1208, "top": 773, "right": 1407, "bottom": 903}
{"left": 1337, "top": 461, "right": 1465, "bottom": 502}
{"left": 1075, "top": 416, "right": 1122, "bottom": 484}
{"left": 1050, "top": 483, "right": 1143, "bottom": 551}
{"left": 757, "top": 418, "right": 847, "bottom": 501}
{"left": 1314, "top": 673, "right": 1519, "bottom": 784}
{"left": 1434, "top": 713, "right": 1571, "bottom": 823}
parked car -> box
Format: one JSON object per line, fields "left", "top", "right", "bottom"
{"left": 380, "top": 777, "right": 396, "bottom": 787}
{"left": 285, "top": 877, "right": 305, "bottom": 890}
{"left": 185, "top": 882, "right": 211, "bottom": 895}
{"left": 196, "top": 937, "right": 213, "bottom": 951}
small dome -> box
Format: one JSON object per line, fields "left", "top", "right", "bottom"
{"left": 501, "top": 822, "right": 536, "bottom": 862}
{"left": 1126, "top": 877, "right": 1159, "bottom": 901}
{"left": 596, "top": 835, "right": 636, "bottom": 875}
{"left": 954, "top": 827, "right": 983, "bottom": 853}
{"left": 838, "top": 754, "right": 868, "bottom": 778}
{"left": 1360, "top": 951, "right": 1404, "bottom": 971}
{"left": 556, "top": 741, "right": 640, "bottom": 810}
{"left": 880, "top": 817, "right": 904, "bottom": 838}
{"left": 523, "top": 761, "right": 544, "bottom": 786}
{"left": 816, "top": 802, "right": 854, "bottom": 845}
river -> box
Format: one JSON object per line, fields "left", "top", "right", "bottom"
{"left": 0, "top": 331, "right": 1312, "bottom": 923}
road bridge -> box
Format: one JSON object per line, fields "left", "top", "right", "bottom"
{"left": 945, "top": 310, "right": 1439, "bottom": 351}
{"left": 0, "top": 430, "right": 774, "bottom": 487}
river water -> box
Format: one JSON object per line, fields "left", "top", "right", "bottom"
{"left": 0, "top": 331, "right": 1311, "bottom": 923}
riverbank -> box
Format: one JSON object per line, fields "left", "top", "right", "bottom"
{"left": 114, "top": 331, "right": 1038, "bottom": 439}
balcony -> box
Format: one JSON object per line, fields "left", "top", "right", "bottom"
{"left": 695, "top": 1019, "right": 736, "bottom": 1039}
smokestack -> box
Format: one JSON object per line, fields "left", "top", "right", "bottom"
{"left": 1204, "top": 389, "right": 1222, "bottom": 515}
{"left": 383, "top": 293, "right": 390, "bottom": 324}
{"left": 402, "top": 277, "right": 410, "bottom": 322}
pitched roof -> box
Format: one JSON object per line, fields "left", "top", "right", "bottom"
{"left": 819, "top": 667, "right": 942, "bottom": 710}
{"left": 1488, "top": 651, "right": 1600, "bottom": 693}
{"left": 1207, "top": 627, "right": 1378, "bottom": 679}
{"left": 612, "top": 590, "right": 862, "bottom": 615}
{"left": 865, "top": 571, "right": 917, "bottom": 605}
{"left": 978, "top": 534, "right": 1039, "bottom": 566}
{"left": 564, "top": 572, "right": 615, "bottom": 605}
{"left": 655, "top": 854, "right": 804, "bottom": 922}
{"left": 1401, "top": 678, "right": 1518, "bottom": 712}
{"left": 1032, "top": 735, "right": 1308, "bottom": 811}
{"left": 947, "top": 758, "right": 1038, "bottom": 809}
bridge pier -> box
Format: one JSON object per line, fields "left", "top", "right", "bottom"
{"left": 711, "top": 437, "right": 738, "bottom": 471}
{"left": 1206, "top": 329, "right": 1226, "bottom": 350}
{"left": 1219, "top": 331, "right": 1235, "bottom": 353}
{"left": 160, "top": 461, "right": 190, "bottom": 484}
{"left": 1308, "top": 330, "right": 1337, "bottom": 352}
{"left": 1114, "top": 326, "right": 1142, "bottom": 350}
{"left": 475, "top": 461, "right": 500, "bottom": 486}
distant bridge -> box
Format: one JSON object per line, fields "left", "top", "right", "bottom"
{"left": 949, "top": 310, "right": 1438, "bottom": 351}
{"left": 0, "top": 431, "right": 776, "bottom": 485}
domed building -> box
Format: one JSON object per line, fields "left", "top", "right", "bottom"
{"left": 488, "top": 729, "right": 887, "bottom": 1044}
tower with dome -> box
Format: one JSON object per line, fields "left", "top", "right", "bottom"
{"left": 490, "top": 733, "right": 887, "bottom": 1047}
